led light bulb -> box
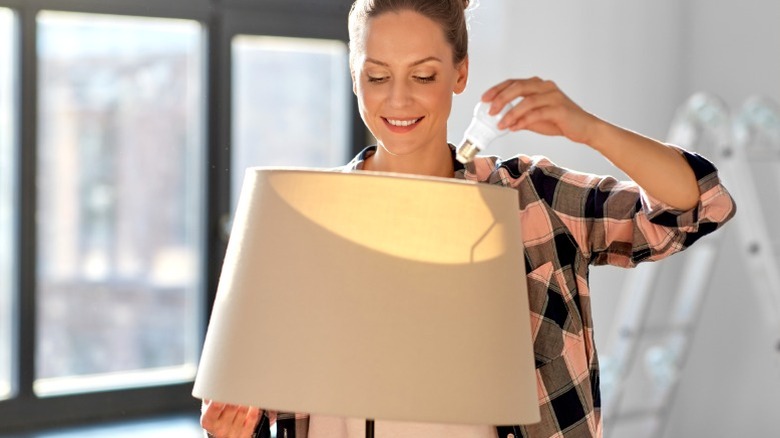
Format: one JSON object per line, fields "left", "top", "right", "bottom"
{"left": 456, "top": 100, "right": 516, "bottom": 164}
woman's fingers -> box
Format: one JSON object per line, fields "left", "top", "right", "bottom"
{"left": 241, "top": 407, "right": 262, "bottom": 436}
{"left": 481, "top": 77, "right": 544, "bottom": 102}
{"left": 482, "top": 77, "right": 553, "bottom": 115}
{"left": 481, "top": 79, "right": 515, "bottom": 104}
{"left": 200, "top": 399, "right": 226, "bottom": 428}
{"left": 224, "top": 405, "right": 262, "bottom": 438}
{"left": 498, "top": 90, "right": 560, "bottom": 129}
{"left": 483, "top": 78, "right": 596, "bottom": 143}
{"left": 200, "top": 400, "right": 263, "bottom": 438}
{"left": 508, "top": 106, "right": 564, "bottom": 137}
{"left": 200, "top": 400, "right": 224, "bottom": 436}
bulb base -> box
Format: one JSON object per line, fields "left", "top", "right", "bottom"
{"left": 456, "top": 140, "right": 482, "bottom": 164}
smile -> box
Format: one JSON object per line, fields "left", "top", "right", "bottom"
{"left": 384, "top": 117, "right": 423, "bottom": 127}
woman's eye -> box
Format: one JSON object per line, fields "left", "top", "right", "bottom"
{"left": 415, "top": 75, "right": 436, "bottom": 83}
{"left": 367, "top": 76, "right": 388, "bottom": 83}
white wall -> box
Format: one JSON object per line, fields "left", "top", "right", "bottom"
{"left": 449, "top": 0, "right": 684, "bottom": 177}
{"left": 683, "top": 0, "right": 780, "bottom": 108}
{"left": 447, "top": 0, "right": 780, "bottom": 436}
{"left": 668, "top": 1, "right": 780, "bottom": 436}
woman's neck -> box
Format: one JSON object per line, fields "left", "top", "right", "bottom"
{"left": 364, "top": 142, "right": 454, "bottom": 178}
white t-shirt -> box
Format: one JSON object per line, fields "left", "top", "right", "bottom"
{"left": 308, "top": 415, "right": 497, "bottom": 438}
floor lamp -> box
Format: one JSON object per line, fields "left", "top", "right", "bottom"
{"left": 193, "top": 168, "right": 540, "bottom": 436}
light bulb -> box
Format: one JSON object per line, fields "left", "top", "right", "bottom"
{"left": 456, "top": 100, "right": 516, "bottom": 164}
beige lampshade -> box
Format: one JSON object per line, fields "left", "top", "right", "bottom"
{"left": 192, "top": 168, "right": 539, "bottom": 426}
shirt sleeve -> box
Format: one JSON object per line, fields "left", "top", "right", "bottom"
{"left": 525, "top": 148, "right": 736, "bottom": 268}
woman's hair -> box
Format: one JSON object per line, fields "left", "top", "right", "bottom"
{"left": 348, "top": 0, "right": 474, "bottom": 67}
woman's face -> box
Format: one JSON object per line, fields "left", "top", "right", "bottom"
{"left": 351, "top": 10, "right": 468, "bottom": 157}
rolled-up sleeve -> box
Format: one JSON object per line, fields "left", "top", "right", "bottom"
{"left": 585, "top": 148, "right": 736, "bottom": 267}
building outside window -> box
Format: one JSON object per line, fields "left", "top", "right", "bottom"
{"left": 0, "top": 1, "right": 357, "bottom": 432}
{"left": 231, "top": 35, "right": 350, "bottom": 209}
{"left": 35, "top": 11, "right": 205, "bottom": 396}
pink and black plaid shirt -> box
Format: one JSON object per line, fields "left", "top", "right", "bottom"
{"left": 249, "top": 144, "right": 735, "bottom": 438}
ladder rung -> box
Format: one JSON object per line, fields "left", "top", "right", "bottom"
{"left": 618, "top": 324, "right": 692, "bottom": 338}
{"left": 609, "top": 408, "right": 664, "bottom": 422}
{"left": 743, "top": 241, "right": 780, "bottom": 255}
{"left": 745, "top": 149, "right": 780, "bottom": 161}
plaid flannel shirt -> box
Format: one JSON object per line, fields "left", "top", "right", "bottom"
{"left": 246, "top": 144, "right": 735, "bottom": 438}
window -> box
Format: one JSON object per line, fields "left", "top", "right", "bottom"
{"left": 0, "top": 7, "right": 16, "bottom": 401}
{"left": 35, "top": 11, "right": 204, "bottom": 396}
{"left": 231, "top": 35, "right": 350, "bottom": 208}
{"left": 0, "top": 1, "right": 359, "bottom": 432}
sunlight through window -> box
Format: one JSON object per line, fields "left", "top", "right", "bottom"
{"left": 35, "top": 11, "right": 205, "bottom": 396}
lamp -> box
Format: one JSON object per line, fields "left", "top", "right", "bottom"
{"left": 192, "top": 168, "right": 540, "bottom": 435}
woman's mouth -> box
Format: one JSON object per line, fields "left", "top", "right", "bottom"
{"left": 383, "top": 116, "right": 423, "bottom": 132}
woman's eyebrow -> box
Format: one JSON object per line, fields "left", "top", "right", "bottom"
{"left": 365, "top": 56, "right": 443, "bottom": 67}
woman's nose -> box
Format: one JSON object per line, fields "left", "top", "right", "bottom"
{"left": 387, "top": 81, "right": 413, "bottom": 107}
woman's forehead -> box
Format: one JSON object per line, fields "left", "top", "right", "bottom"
{"left": 358, "top": 10, "right": 452, "bottom": 64}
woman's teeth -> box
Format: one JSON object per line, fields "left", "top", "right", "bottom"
{"left": 386, "top": 118, "right": 421, "bottom": 127}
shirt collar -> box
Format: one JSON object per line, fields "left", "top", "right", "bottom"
{"left": 344, "top": 144, "right": 469, "bottom": 180}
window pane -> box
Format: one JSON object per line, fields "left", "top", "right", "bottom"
{"left": 231, "top": 35, "right": 350, "bottom": 208}
{"left": 36, "top": 11, "right": 204, "bottom": 396}
{"left": 0, "top": 7, "right": 16, "bottom": 401}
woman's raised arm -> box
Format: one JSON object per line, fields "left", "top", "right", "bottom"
{"left": 482, "top": 77, "right": 700, "bottom": 210}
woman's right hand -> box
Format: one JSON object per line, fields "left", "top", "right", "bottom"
{"left": 200, "top": 399, "right": 263, "bottom": 438}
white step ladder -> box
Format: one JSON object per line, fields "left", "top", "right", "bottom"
{"left": 600, "top": 93, "right": 780, "bottom": 437}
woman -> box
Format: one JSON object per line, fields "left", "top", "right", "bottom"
{"left": 201, "top": 0, "right": 736, "bottom": 437}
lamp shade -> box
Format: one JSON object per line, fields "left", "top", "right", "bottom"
{"left": 193, "top": 168, "right": 540, "bottom": 426}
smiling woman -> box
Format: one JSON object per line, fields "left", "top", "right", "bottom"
{"left": 198, "top": 0, "right": 737, "bottom": 437}
{"left": 351, "top": 10, "right": 468, "bottom": 177}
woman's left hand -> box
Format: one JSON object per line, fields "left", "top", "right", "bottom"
{"left": 482, "top": 77, "right": 600, "bottom": 145}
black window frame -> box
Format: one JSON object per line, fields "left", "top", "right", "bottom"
{"left": 0, "top": 0, "right": 364, "bottom": 432}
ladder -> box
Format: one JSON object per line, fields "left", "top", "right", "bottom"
{"left": 600, "top": 93, "right": 780, "bottom": 437}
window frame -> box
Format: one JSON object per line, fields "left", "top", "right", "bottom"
{"left": 0, "top": 0, "right": 363, "bottom": 432}
{"left": 0, "top": 3, "right": 18, "bottom": 406}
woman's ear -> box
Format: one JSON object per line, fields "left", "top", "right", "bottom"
{"left": 453, "top": 56, "right": 469, "bottom": 95}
